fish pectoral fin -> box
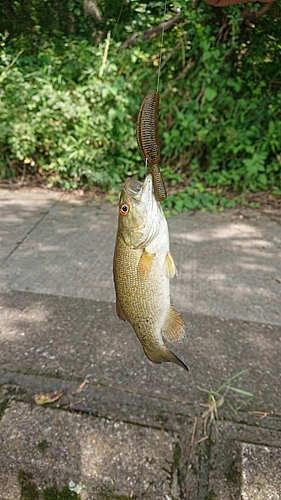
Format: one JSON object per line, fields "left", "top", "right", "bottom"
{"left": 116, "top": 297, "right": 127, "bottom": 321}
{"left": 164, "top": 251, "right": 178, "bottom": 279}
{"left": 162, "top": 305, "right": 186, "bottom": 343}
{"left": 138, "top": 248, "right": 156, "bottom": 277}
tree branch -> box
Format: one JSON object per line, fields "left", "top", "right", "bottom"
{"left": 121, "top": 13, "right": 181, "bottom": 49}
{"left": 239, "top": 2, "right": 274, "bottom": 28}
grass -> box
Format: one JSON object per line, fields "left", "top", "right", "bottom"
{"left": 197, "top": 370, "right": 254, "bottom": 439}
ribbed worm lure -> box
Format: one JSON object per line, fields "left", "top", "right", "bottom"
{"left": 136, "top": 90, "right": 167, "bottom": 202}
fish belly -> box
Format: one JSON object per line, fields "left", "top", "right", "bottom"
{"left": 113, "top": 235, "right": 170, "bottom": 351}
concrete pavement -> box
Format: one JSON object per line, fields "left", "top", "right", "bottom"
{"left": 0, "top": 186, "right": 280, "bottom": 499}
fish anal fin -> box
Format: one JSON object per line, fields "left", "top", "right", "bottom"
{"left": 165, "top": 251, "right": 178, "bottom": 279}
{"left": 138, "top": 249, "right": 156, "bottom": 277}
{"left": 116, "top": 297, "right": 127, "bottom": 321}
{"left": 162, "top": 305, "right": 186, "bottom": 344}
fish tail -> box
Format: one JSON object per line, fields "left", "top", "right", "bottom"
{"left": 167, "top": 349, "right": 189, "bottom": 371}
{"left": 143, "top": 346, "right": 189, "bottom": 372}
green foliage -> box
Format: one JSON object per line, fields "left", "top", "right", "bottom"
{"left": 0, "top": 0, "right": 90, "bottom": 50}
{"left": 0, "top": 0, "right": 280, "bottom": 211}
{"left": 157, "top": 1, "right": 281, "bottom": 211}
{"left": 162, "top": 187, "right": 238, "bottom": 215}
{"left": 0, "top": 37, "right": 143, "bottom": 189}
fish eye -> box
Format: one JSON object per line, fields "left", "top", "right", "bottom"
{"left": 120, "top": 203, "right": 129, "bottom": 215}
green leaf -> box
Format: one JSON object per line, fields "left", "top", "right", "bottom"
{"left": 226, "top": 386, "right": 254, "bottom": 397}
{"left": 258, "top": 173, "right": 268, "bottom": 189}
{"left": 204, "top": 87, "right": 217, "bottom": 102}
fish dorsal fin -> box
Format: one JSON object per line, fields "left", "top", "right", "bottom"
{"left": 138, "top": 248, "right": 156, "bottom": 277}
{"left": 116, "top": 297, "right": 127, "bottom": 321}
{"left": 164, "top": 251, "right": 178, "bottom": 279}
{"left": 162, "top": 305, "right": 186, "bottom": 344}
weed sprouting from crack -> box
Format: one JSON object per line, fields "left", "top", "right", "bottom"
{"left": 197, "top": 369, "right": 254, "bottom": 440}
{"left": 186, "top": 370, "right": 254, "bottom": 476}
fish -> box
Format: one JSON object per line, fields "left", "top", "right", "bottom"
{"left": 113, "top": 173, "right": 188, "bottom": 371}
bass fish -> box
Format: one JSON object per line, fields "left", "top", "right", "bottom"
{"left": 113, "top": 173, "right": 188, "bottom": 371}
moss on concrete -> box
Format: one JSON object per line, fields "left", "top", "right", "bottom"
{"left": 18, "top": 470, "right": 39, "bottom": 500}
{"left": 18, "top": 470, "right": 80, "bottom": 500}
{"left": 205, "top": 490, "right": 217, "bottom": 500}
{"left": 0, "top": 398, "right": 9, "bottom": 421}
{"left": 172, "top": 442, "right": 181, "bottom": 469}
{"left": 43, "top": 485, "right": 80, "bottom": 499}
{"left": 37, "top": 439, "right": 50, "bottom": 453}
{"left": 226, "top": 460, "right": 241, "bottom": 485}
{"left": 155, "top": 412, "right": 169, "bottom": 424}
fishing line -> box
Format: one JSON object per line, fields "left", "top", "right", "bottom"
{"left": 101, "top": 0, "right": 126, "bottom": 78}
{"left": 108, "top": 0, "right": 167, "bottom": 92}
{"left": 156, "top": 0, "right": 168, "bottom": 92}
{"left": 112, "top": 0, "right": 126, "bottom": 41}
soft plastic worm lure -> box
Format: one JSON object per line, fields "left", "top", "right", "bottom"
{"left": 137, "top": 90, "right": 167, "bottom": 202}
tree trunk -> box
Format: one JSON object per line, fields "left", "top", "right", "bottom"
{"left": 83, "top": 0, "right": 101, "bottom": 20}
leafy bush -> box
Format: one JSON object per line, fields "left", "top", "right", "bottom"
{"left": 0, "top": 0, "right": 280, "bottom": 211}
{"left": 0, "top": 38, "right": 145, "bottom": 189}
{"left": 157, "top": 2, "right": 281, "bottom": 208}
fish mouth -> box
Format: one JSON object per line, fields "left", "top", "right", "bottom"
{"left": 125, "top": 174, "right": 153, "bottom": 201}
{"left": 120, "top": 173, "right": 161, "bottom": 248}
{"left": 125, "top": 178, "right": 143, "bottom": 196}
